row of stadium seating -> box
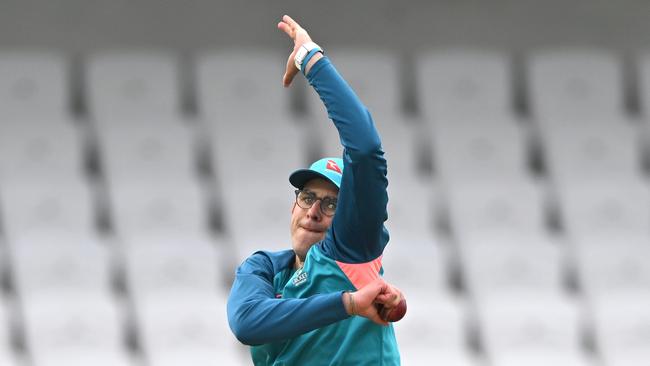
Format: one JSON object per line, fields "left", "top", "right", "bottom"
{"left": 0, "top": 49, "right": 649, "bottom": 365}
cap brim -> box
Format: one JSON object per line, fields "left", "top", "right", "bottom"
{"left": 289, "top": 169, "right": 340, "bottom": 189}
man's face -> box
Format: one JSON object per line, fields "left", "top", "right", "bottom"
{"left": 290, "top": 178, "right": 338, "bottom": 262}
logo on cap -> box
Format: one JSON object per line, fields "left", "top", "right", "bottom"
{"left": 326, "top": 160, "right": 342, "bottom": 174}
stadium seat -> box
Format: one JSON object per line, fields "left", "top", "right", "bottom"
{"left": 476, "top": 294, "right": 585, "bottom": 360}
{"left": 382, "top": 241, "right": 448, "bottom": 294}
{"left": 573, "top": 242, "right": 650, "bottom": 299}
{"left": 0, "top": 50, "right": 69, "bottom": 120}
{"left": 2, "top": 41, "right": 649, "bottom": 366}
{"left": 196, "top": 49, "right": 290, "bottom": 123}
{"left": 417, "top": 49, "right": 513, "bottom": 119}
{"left": 134, "top": 294, "right": 248, "bottom": 366}
{"left": 393, "top": 292, "right": 473, "bottom": 363}
{"left": 122, "top": 237, "right": 222, "bottom": 300}
{"left": 430, "top": 115, "right": 530, "bottom": 184}
{"left": 385, "top": 176, "right": 437, "bottom": 243}
{"left": 9, "top": 232, "right": 112, "bottom": 301}
{"left": 22, "top": 294, "right": 130, "bottom": 366}
{"left": 590, "top": 294, "right": 650, "bottom": 366}
{"left": 97, "top": 122, "right": 199, "bottom": 183}
{"left": 528, "top": 49, "right": 624, "bottom": 120}
{"left": 0, "top": 179, "right": 96, "bottom": 240}
{"left": 108, "top": 179, "right": 209, "bottom": 238}
{"left": 86, "top": 50, "right": 182, "bottom": 123}
{"left": 222, "top": 187, "right": 296, "bottom": 261}
{"left": 459, "top": 240, "right": 564, "bottom": 299}
{"left": 444, "top": 180, "right": 548, "bottom": 243}
{"left": 555, "top": 181, "right": 650, "bottom": 243}
{"left": 541, "top": 119, "right": 643, "bottom": 184}
{"left": 0, "top": 121, "right": 85, "bottom": 182}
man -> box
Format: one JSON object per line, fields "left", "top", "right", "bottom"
{"left": 227, "top": 15, "right": 402, "bottom": 365}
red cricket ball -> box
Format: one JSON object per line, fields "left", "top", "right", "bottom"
{"left": 378, "top": 298, "right": 407, "bottom": 322}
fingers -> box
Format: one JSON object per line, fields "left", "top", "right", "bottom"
{"left": 277, "top": 15, "right": 301, "bottom": 38}
{"left": 375, "top": 293, "right": 400, "bottom": 308}
{"left": 282, "top": 14, "right": 300, "bottom": 29}
{"left": 277, "top": 21, "right": 293, "bottom": 38}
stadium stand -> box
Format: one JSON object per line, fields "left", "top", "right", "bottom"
{"left": 0, "top": 39, "right": 649, "bottom": 365}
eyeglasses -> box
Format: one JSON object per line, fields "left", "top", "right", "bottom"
{"left": 294, "top": 189, "right": 338, "bottom": 217}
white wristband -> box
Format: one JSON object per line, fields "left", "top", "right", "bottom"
{"left": 294, "top": 42, "right": 323, "bottom": 71}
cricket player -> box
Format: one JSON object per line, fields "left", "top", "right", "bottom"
{"left": 227, "top": 15, "right": 402, "bottom": 365}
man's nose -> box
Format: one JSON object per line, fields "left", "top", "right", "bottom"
{"left": 306, "top": 199, "right": 322, "bottom": 219}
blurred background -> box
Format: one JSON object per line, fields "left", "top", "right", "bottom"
{"left": 1, "top": 0, "right": 650, "bottom": 365}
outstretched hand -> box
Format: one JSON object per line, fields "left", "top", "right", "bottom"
{"left": 277, "top": 14, "right": 313, "bottom": 87}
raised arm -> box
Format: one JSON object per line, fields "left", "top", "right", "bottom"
{"left": 278, "top": 15, "right": 389, "bottom": 264}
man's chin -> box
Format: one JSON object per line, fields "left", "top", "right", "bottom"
{"left": 294, "top": 233, "right": 324, "bottom": 253}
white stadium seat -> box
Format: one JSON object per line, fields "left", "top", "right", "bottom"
{"left": 108, "top": 180, "right": 209, "bottom": 237}
{"left": 135, "top": 294, "right": 248, "bottom": 366}
{"left": 541, "top": 119, "right": 643, "bottom": 184}
{"left": 98, "top": 123, "right": 198, "bottom": 183}
{"left": 2, "top": 43, "right": 650, "bottom": 366}
{"left": 10, "top": 232, "right": 112, "bottom": 301}
{"left": 0, "top": 179, "right": 96, "bottom": 239}
{"left": 430, "top": 115, "right": 530, "bottom": 184}
{"left": 382, "top": 242, "right": 448, "bottom": 294}
{"left": 528, "top": 49, "right": 624, "bottom": 120}
{"left": 0, "top": 121, "right": 85, "bottom": 182}
{"left": 222, "top": 187, "right": 295, "bottom": 261}
{"left": 555, "top": 181, "right": 650, "bottom": 243}
{"left": 417, "top": 49, "right": 513, "bottom": 119}
{"left": 445, "top": 180, "right": 548, "bottom": 243}
{"left": 0, "top": 50, "right": 69, "bottom": 120}
{"left": 196, "top": 49, "right": 291, "bottom": 123}
{"left": 86, "top": 50, "right": 181, "bottom": 122}
{"left": 22, "top": 294, "right": 130, "bottom": 366}
{"left": 476, "top": 294, "right": 584, "bottom": 358}
{"left": 393, "top": 292, "right": 472, "bottom": 362}
{"left": 385, "top": 177, "right": 437, "bottom": 243}
{"left": 122, "top": 238, "right": 221, "bottom": 299}
{"left": 590, "top": 295, "right": 650, "bottom": 366}
{"left": 573, "top": 243, "right": 650, "bottom": 299}
{"left": 459, "top": 241, "right": 564, "bottom": 299}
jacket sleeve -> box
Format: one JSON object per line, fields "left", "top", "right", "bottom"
{"left": 226, "top": 251, "right": 349, "bottom": 345}
{"left": 307, "top": 56, "right": 390, "bottom": 264}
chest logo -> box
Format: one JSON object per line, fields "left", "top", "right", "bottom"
{"left": 292, "top": 269, "right": 308, "bottom": 287}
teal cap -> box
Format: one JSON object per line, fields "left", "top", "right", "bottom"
{"left": 289, "top": 157, "right": 344, "bottom": 189}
